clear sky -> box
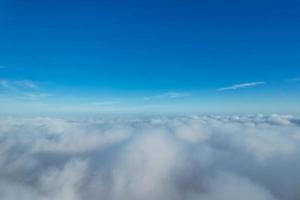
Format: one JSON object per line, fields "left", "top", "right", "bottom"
{"left": 0, "top": 0, "right": 299, "bottom": 114}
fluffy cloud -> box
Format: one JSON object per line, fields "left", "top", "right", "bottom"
{"left": 0, "top": 114, "right": 300, "bottom": 200}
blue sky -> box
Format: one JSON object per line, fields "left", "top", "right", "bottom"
{"left": 0, "top": 0, "right": 299, "bottom": 114}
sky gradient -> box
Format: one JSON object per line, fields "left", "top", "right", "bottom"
{"left": 0, "top": 0, "right": 299, "bottom": 114}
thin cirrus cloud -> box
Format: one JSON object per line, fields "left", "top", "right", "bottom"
{"left": 0, "top": 79, "right": 47, "bottom": 101}
{"left": 91, "top": 101, "right": 121, "bottom": 106}
{"left": 217, "top": 81, "right": 266, "bottom": 91}
{"left": 22, "top": 92, "right": 52, "bottom": 100}
{"left": 14, "top": 80, "right": 39, "bottom": 89}
{"left": 143, "top": 92, "right": 191, "bottom": 100}
{"left": 287, "top": 77, "right": 300, "bottom": 82}
{"left": 0, "top": 79, "right": 39, "bottom": 90}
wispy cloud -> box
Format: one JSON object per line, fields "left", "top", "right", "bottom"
{"left": 22, "top": 92, "right": 51, "bottom": 100}
{"left": 91, "top": 101, "right": 121, "bottom": 106}
{"left": 0, "top": 80, "right": 13, "bottom": 89}
{"left": 217, "top": 81, "right": 265, "bottom": 91}
{"left": 143, "top": 92, "right": 190, "bottom": 100}
{"left": 0, "top": 79, "right": 39, "bottom": 90}
{"left": 286, "top": 77, "right": 300, "bottom": 82}
{"left": 0, "top": 79, "right": 45, "bottom": 101}
{"left": 15, "top": 80, "right": 39, "bottom": 89}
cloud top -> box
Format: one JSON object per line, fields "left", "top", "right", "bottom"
{"left": 0, "top": 114, "right": 299, "bottom": 200}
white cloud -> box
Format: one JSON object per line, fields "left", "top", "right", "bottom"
{"left": 0, "top": 114, "right": 300, "bottom": 200}
{"left": 39, "top": 159, "right": 87, "bottom": 200}
{"left": 217, "top": 81, "right": 265, "bottom": 91}
{"left": 111, "top": 132, "right": 182, "bottom": 200}
{"left": 201, "top": 172, "right": 277, "bottom": 200}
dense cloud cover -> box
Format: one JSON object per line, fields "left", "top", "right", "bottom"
{"left": 0, "top": 114, "right": 300, "bottom": 200}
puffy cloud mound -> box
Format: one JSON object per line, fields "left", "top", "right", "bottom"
{"left": 0, "top": 114, "right": 300, "bottom": 200}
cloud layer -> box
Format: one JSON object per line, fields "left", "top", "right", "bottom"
{"left": 0, "top": 114, "right": 300, "bottom": 200}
